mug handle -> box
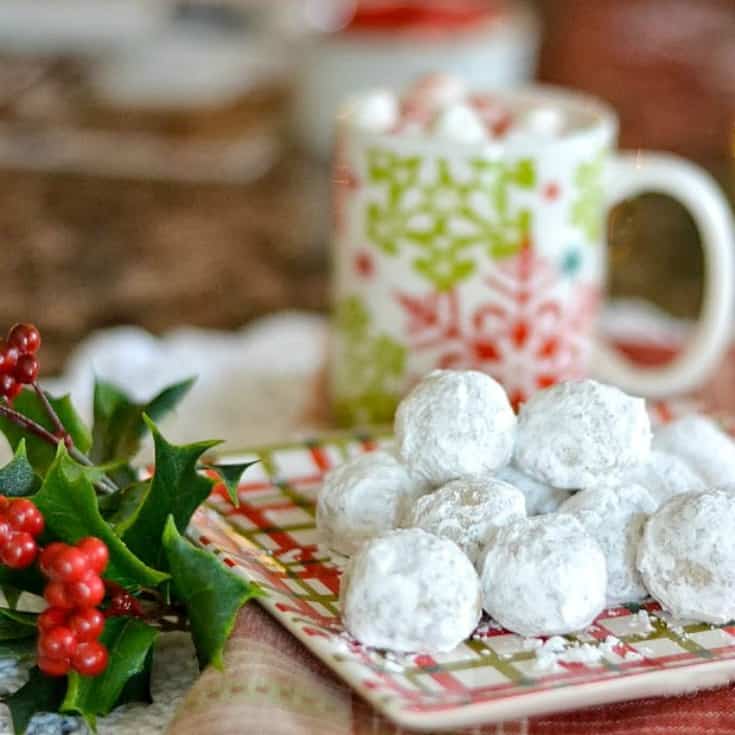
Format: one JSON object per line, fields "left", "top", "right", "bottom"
{"left": 592, "top": 152, "right": 735, "bottom": 397}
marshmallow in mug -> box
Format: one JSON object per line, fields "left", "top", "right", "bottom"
{"left": 338, "top": 73, "right": 567, "bottom": 144}
{"left": 338, "top": 88, "right": 400, "bottom": 134}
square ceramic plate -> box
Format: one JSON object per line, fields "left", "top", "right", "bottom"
{"left": 189, "top": 418, "right": 735, "bottom": 732}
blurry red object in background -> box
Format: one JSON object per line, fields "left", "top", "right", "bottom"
{"left": 344, "top": 0, "right": 504, "bottom": 35}
{"left": 539, "top": 0, "right": 735, "bottom": 162}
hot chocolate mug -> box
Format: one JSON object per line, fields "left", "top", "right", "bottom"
{"left": 329, "top": 85, "right": 734, "bottom": 425}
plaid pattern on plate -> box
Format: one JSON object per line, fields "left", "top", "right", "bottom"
{"left": 189, "top": 413, "right": 735, "bottom": 731}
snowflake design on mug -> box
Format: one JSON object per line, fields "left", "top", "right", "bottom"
{"left": 570, "top": 148, "right": 607, "bottom": 242}
{"left": 364, "top": 149, "right": 536, "bottom": 291}
{"left": 396, "top": 246, "right": 601, "bottom": 408}
{"left": 332, "top": 296, "right": 407, "bottom": 426}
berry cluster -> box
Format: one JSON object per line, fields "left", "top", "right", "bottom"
{"left": 37, "top": 538, "right": 110, "bottom": 677}
{"left": 0, "top": 497, "right": 44, "bottom": 569}
{"left": 0, "top": 323, "right": 41, "bottom": 401}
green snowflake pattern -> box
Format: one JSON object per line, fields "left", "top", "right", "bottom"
{"left": 570, "top": 149, "right": 607, "bottom": 242}
{"left": 332, "top": 296, "right": 406, "bottom": 426}
{"left": 364, "top": 149, "right": 536, "bottom": 291}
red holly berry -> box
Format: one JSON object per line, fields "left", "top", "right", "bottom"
{"left": 67, "top": 572, "right": 105, "bottom": 608}
{"left": 47, "top": 547, "right": 88, "bottom": 583}
{"left": 68, "top": 607, "right": 105, "bottom": 642}
{"left": 0, "top": 517, "right": 12, "bottom": 546}
{"left": 38, "top": 607, "right": 69, "bottom": 633}
{"left": 44, "top": 581, "right": 73, "bottom": 609}
{"left": 5, "top": 498, "right": 44, "bottom": 536}
{"left": 108, "top": 592, "right": 134, "bottom": 617}
{"left": 8, "top": 324, "right": 41, "bottom": 355}
{"left": 14, "top": 354, "right": 39, "bottom": 385}
{"left": 0, "top": 374, "right": 21, "bottom": 401}
{"left": 77, "top": 537, "right": 109, "bottom": 575}
{"left": 0, "top": 532, "right": 37, "bottom": 569}
{"left": 72, "top": 640, "right": 108, "bottom": 677}
{"left": 38, "top": 655, "right": 71, "bottom": 677}
{"left": 38, "top": 626, "right": 77, "bottom": 660}
{"left": 0, "top": 340, "right": 19, "bottom": 374}
{"left": 39, "top": 542, "right": 67, "bottom": 577}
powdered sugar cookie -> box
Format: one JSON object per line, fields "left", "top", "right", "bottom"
{"left": 340, "top": 528, "right": 482, "bottom": 652}
{"left": 316, "top": 450, "right": 428, "bottom": 556}
{"left": 395, "top": 370, "right": 516, "bottom": 487}
{"left": 617, "top": 449, "right": 706, "bottom": 507}
{"left": 652, "top": 415, "right": 735, "bottom": 486}
{"left": 561, "top": 483, "right": 657, "bottom": 605}
{"left": 402, "top": 477, "right": 526, "bottom": 564}
{"left": 480, "top": 513, "right": 607, "bottom": 636}
{"left": 638, "top": 489, "right": 735, "bottom": 624}
{"left": 497, "top": 464, "right": 572, "bottom": 515}
{"left": 515, "top": 380, "right": 651, "bottom": 489}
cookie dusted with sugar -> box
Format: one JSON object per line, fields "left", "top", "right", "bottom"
{"left": 402, "top": 477, "right": 526, "bottom": 565}
{"left": 340, "top": 528, "right": 482, "bottom": 652}
{"left": 497, "top": 464, "right": 572, "bottom": 515}
{"left": 395, "top": 370, "right": 516, "bottom": 486}
{"left": 480, "top": 513, "right": 607, "bottom": 636}
{"left": 514, "top": 380, "right": 651, "bottom": 489}
{"left": 652, "top": 415, "right": 735, "bottom": 486}
{"left": 316, "top": 450, "right": 428, "bottom": 556}
{"left": 561, "top": 483, "right": 657, "bottom": 605}
{"left": 616, "top": 449, "right": 706, "bottom": 508}
{"left": 637, "top": 489, "right": 735, "bottom": 624}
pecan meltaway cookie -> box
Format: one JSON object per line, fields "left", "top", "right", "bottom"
{"left": 340, "top": 528, "right": 482, "bottom": 652}
{"left": 480, "top": 513, "right": 607, "bottom": 637}
{"left": 395, "top": 370, "right": 516, "bottom": 487}
{"left": 653, "top": 415, "right": 735, "bottom": 487}
{"left": 402, "top": 477, "right": 526, "bottom": 565}
{"left": 637, "top": 489, "right": 735, "bottom": 624}
{"left": 316, "top": 450, "right": 429, "bottom": 556}
{"left": 496, "top": 463, "right": 573, "bottom": 515}
{"left": 515, "top": 380, "right": 652, "bottom": 489}
{"left": 561, "top": 482, "right": 657, "bottom": 605}
{"left": 615, "top": 449, "right": 706, "bottom": 508}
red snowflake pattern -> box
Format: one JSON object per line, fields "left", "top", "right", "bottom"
{"left": 543, "top": 181, "right": 561, "bottom": 201}
{"left": 354, "top": 250, "right": 376, "bottom": 278}
{"left": 396, "top": 247, "right": 601, "bottom": 409}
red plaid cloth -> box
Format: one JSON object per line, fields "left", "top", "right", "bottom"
{"left": 167, "top": 341, "right": 735, "bottom": 735}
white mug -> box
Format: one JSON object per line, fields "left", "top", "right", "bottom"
{"left": 329, "top": 86, "right": 735, "bottom": 425}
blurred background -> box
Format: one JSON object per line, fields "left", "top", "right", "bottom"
{"left": 0, "top": 0, "right": 733, "bottom": 374}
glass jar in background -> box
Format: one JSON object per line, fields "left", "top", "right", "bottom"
{"left": 294, "top": 0, "right": 540, "bottom": 158}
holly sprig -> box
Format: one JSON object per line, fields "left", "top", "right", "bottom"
{"left": 0, "top": 324, "right": 261, "bottom": 733}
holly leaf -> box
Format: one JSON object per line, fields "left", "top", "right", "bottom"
{"left": 104, "top": 481, "right": 150, "bottom": 535}
{"left": 202, "top": 461, "right": 258, "bottom": 507}
{"left": 0, "top": 390, "right": 91, "bottom": 475}
{"left": 123, "top": 420, "right": 219, "bottom": 568}
{"left": 2, "top": 667, "right": 67, "bottom": 735}
{"left": 91, "top": 378, "right": 195, "bottom": 466}
{"left": 61, "top": 617, "right": 158, "bottom": 727}
{"left": 0, "top": 608, "right": 36, "bottom": 640}
{"left": 33, "top": 446, "right": 168, "bottom": 589}
{"left": 115, "top": 648, "right": 154, "bottom": 707}
{"left": 0, "top": 563, "right": 45, "bottom": 597}
{"left": 0, "top": 636, "right": 35, "bottom": 661}
{"left": 0, "top": 441, "right": 39, "bottom": 497}
{"left": 162, "top": 516, "right": 260, "bottom": 669}
{"left": 1, "top": 585, "right": 21, "bottom": 609}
